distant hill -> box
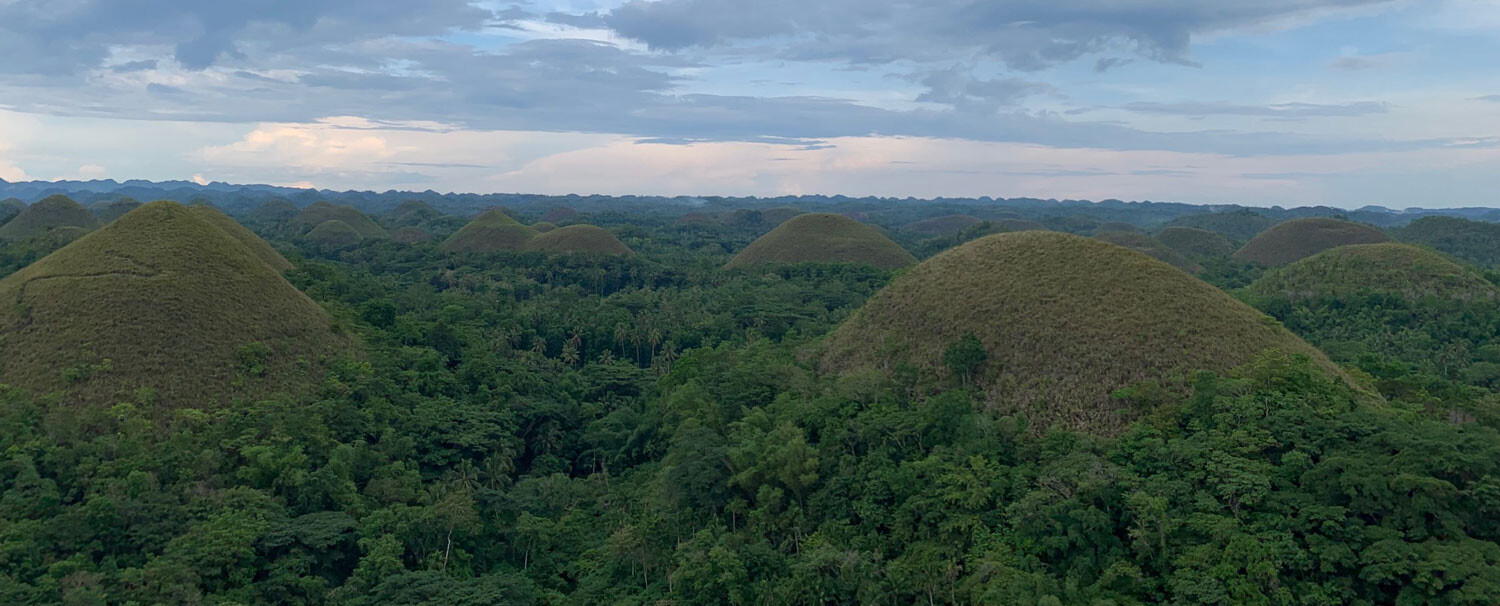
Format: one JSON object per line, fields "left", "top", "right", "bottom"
{"left": 293, "top": 202, "right": 388, "bottom": 239}
{"left": 532, "top": 222, "right": 558, "bottom": 233}
{"left": 0, "top": 195, "right": 100, "bottom": 241}
{"left": 1248, "top": 243, "right": 1498, "bottom": 302}
{"left": 392, "top": 226, "right": 432, "bottom": 244}
{"left": 1092, "top": 221, "right": 1142, "bottom": 235}
{"left": 524, "top": 225, "right": 633, "bottom": 255}
{"left": 1233, "top": 218, "right": 1392, "bottom": 266}
{"left": 306, "top": 220, "right": 364, "bottom": 248}
{"left": 0, "top": 201, "right": 353, "bottom": 407}
{"left": 388, "top": 200, "right": 442, "bottom": 227}
{"left": 1155, "top": 226, "right": 1235, "bottom": 258}
{"left": 902, "top": 215, "right": 983, "bottom": 236}
{"left": 251, "top": 199, "right": 300, "bottom": 222}
{"left": 541, "top": 206, "right": 579, "bottom": 224}
{"left": 1164, "top": 209, "right": 1274, "bottom": 242}
{"left": 0, "top": 198, "right": 24, "bottom": 226}
{"left": 821, "top": 231, "right": 1348, "bottom": 434}
{"left": 726, "top": 213, "right": 915, "bottom": 270}
{"left": 442, "top": 210, "right": 538, "bottom": 253}
{"left": 91, "top": 198, "right": 142, "bottom": 223}
{"left": 1094, "top": 230, "right": 1202, "bottom": 273}
{"left": 1399, "top": 216, "right": 1500, "bottom": 267}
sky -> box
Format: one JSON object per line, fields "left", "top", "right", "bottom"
{"left": 0, "top": 0, "right": 1498, "bottom": 207}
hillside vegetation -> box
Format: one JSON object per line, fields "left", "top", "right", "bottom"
{"left": 524, "top": 225, "right": 633, "bottom": 255}
{"left": 1249, "top": 243, "right": 1497, "bottom": 302}
{"left": 822, "top": 231, "right": 1346, "bottom": 433}
{"left": 727, "top": 213, "right": 915, "bottom": 269}
{"left": 306, "top": 220, "right": 364, "bottom": 248}
{"left": 250, "top": 199, "right": 299, "bottom": 222}
{"left": 442, "top": 209, "right": 539, "bottom": 253}
{"left": 391, "top": 226, "right": 431, "bottom": 243}
{"left": 0, "top": 201, "right": 353, "bottom": 408}
{"left": 0, "top": 198, "right": 23, "bottom": 225}
{"left": 91, "top": 199, "right": 142, "bottom": 223}
{"left": 1156, "top": 226, "right": 1235, "bottom": 257}
{"left": 1399, "top": 215, "right": 1500, "bottom": 267}
{"left": 293, "top": 202, "right": 389, "bottom": 239}
{"left": 189, "top": 204, "right": 293, "bottom": 271}
{"left": 0, "top": 195, "right": 100, "bottom": 241}
{"left": 1164, "top": 209, "right": 1274, "bottom": 241}
{"left": 1233, "top": 217, "right": 1392, "bottom": 266}
{"left": 902, "top": 214, "right": 983, "bottom": 236}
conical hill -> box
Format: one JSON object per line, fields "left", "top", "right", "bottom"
{"left": 293, "top": 202, "right": 388, "bottom": 239}
{"left": 821, "top": 231, "right": 1348, "bottom": 434}
{"left": 0, "top": 195, "right": 100, "bottom": 241}
{"left": 1248, "top": 243, "right": 1498, "bottom": 302}
{"left": 441, "top": 210, "right": 538, "bottom": 253}
{"left": 726, "top": 213, "right": 915, "bottom": 270}
{"left": 188, "top": 204, "right": 293, "bottom": 271}
{"left": 1233, "top": 218, "right": 1391, "bottom": 266}
{"left": 524, "top": 225, "right": 633, "bottom": 255}
{"left": 0, "top": 201, "right": 354, "bottom": 408}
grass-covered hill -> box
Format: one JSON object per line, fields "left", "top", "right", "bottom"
{"left": 306, "top": 220, "right": 364, "bottom": 248}
{"left": 726, "top": 213, "right": 916, "bottom": 270}
{"left": 250, "top": 199, "right": 300, "bottom": 222}
{"left": 1156, "top": 226, "right": 1235, "bottom": 258}
{"left": 386, "top": 200, "right": 442, "bottom": 228}
{"left": 391, "top": 226, "right": 432, "bottom": 244}
{"left": 902, "top": 214, "right": 982, "bottom": 236}
{"left": 1399, "top": 216, "right": 1500, "bottom": 267}
{"left": 91, "top": 199, "right": 142, "bottom": 223}
{"left": 1248, "top": 243, "right": 1498, "bottom": 302}
{"left": 1233, "top": 217, "right": 1392, "bottom": 266}
{"left": 1092, "top": 221, "right": 1142, "bottom": 234}
{"left": 821, "top": 231, "right": 1346, "bottom": 433}
{"left": 441, "top": 209, "right": 539, "bottom": 253}
{"left": 293, "top": 202, "right": 389, "bottom": 239}
{"left": 541, "top": 206, "right": 578, "bottom": 224}
{"left": 0, "top": 201, "right": 353, "bottom": 408}
{"left": 0, "top": 198, "right": 23, "bottom": 225}
{"left": 759, "top": 206, "right": 805, "bottom": 225}
{"left": 0, "top": 195, "right": 100, "bottom": 241}
{"left": 524, "top": 225, "right": 633, "bottom": 256}
{"left": 188, "top": 205, "right": 293, "bottom": 272}
{"left": 1094, "top": 230, "right": 1202, "bottom": 273}
{"left": 1164, "top": 209, "right": 1274, "bottom": 241}
{"left": 532, "top": 222, "right": 558, "bottom": 233}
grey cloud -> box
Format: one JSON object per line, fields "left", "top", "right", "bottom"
{"left": 1094, "top": 57, "right": 1133, "bottom": 73}
{"left": 1475, "top": 95, "right": 1500, "bottom": 103}
{"left": 914, "top": 68, "right": 1053, "bottom": 112}
{"left": 1123, "top": 101, "right": 1390, "bottom": 118}
{"left": 601, "top": 0, "right": 1400, "bottom": 70}
{"left": 110, "top": 60, "right": 158, "bottom": 73}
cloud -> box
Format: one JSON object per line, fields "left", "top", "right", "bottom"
{"left": 913, "top": 68, "right": 1054, "bottom": 113}
{"left": 1122, "top": 101, "right": 1391, "bottom": 118}
{"left": 1475, "top": 95, "right": 1500, "bottom": 103}
{"left": 1329, "top": 52, "right": 1404, "bottom": 71}
{"left": 600, "top": 0, "right": 1404, "bottom": 70}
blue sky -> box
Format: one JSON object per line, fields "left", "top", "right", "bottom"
{"left": 0, "top": 0, "right": 1496, "bottom": 207}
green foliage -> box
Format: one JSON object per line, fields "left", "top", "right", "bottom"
{"left": 902, "top": 214, "right": 982, "bottom": 236}
{"left": 307, "top": 220, "right": 365, "bottom": 249}
{"left": 726, "top": 213, "right": 915, "bottom": 270}
{"left": 942, "top": 333, "right": 987, "bottom": 385}
{"left": 1248, "top": 243, "right": 1497, "bottom": 302}
{"left": 1234, "top": 217, "right": 1392, "bottom": 267}
{"left": 1400, "top": 215, "right": 1500, "bottom": 267}
{"left": 1163, "top": 208, "right": 1274, "bottom": 241}
{"left": 1156, "top": 226, "right": 1235, "bottom": 258}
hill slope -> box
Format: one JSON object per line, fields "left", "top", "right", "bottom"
{"left": 392, "top": 226, "right": 431, "bottom": 244}
{"left": 1164, "top": 209, "right": 1274, "bottom": 241}
{"left": 1248, "top": 243, "right": 1498, "bottom": 301}
{"left": 306, "top": 220, "right": 364, "bottom": 248}
{"left": 1156, "top": 226, "right": 1235, "bottom": 258}
{"left": 524, "top": 225, "right": 633, "bottom": 255}
{"left": 91, "top": 199, "right": 142, "bottom": 223}
{"left": 1399, "top": 216, "right": 1500, "bottom": 267}
{"left": 188, "top": 205, "right": 293, "bottom": 272}
{"left": 0, "top": 198, "right": 23, "bottom": 226}
{"left": 821, "top": 231, "right": 1346, "bottom": 433}
{"left": 1233, "top": 218, "right": 1391, "bottom": 266}
{"left": 251, "top": 199, "right": 300, "bottom": 222}
{"left": 0, "top": 195, "right": 100, "bottom": 241}
{"left": 388, "top": 200, "right": 441, "bottom": 226}
{"left": 441, "top": 210, "right": 539, "bottom": 253}
{"left": 1094, "top": 230, "right": 1202, "bottom": 273}
{"left": 0, "top": 201, "right": 353, "bottom": 407}
{"left": 726, "top": 213, "right": 915, "bottom": 270}
{"left": 293, "top": 202, "right": 388, "bottom": 239}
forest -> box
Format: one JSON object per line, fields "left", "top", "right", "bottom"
{"left": 2, "top": 195, "right": 1500, "bottom": 606}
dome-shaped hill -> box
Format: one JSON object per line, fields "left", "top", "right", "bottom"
{"left": 726, "top": 213, "right": 916, "bottom": 270}
{"left": 306, "top": 220, "right": 363, "bottom": 248}
{"left": 821, "top": 231, "right": 1347, "bottom": 434}
{"left": 91, "top": 199, "right": 142, "bottom": 223}
{"left": 1249, "top": 243, "right": 1497, "bottom": 302}
{"left": 760, "top": 207, "right": 805, "bottom": 225}
{"left": 541, "top": 206, "right": 578, "bottom": 224}
{"left": 441, "top": 210, "right": 538, "bottom": 253}
{"left": 251, "top": 199, "right": 300, "bottom": 222}
{"left": 0, "top": 201, "right": 354, "bottom": 408}
{"left": 1094, "top": 231, "right": 1202, "bottom": 273}
{"left": 1165, "top": 209, "right": 1273, "bottom": 241}
{"left": 1399, "top": 216, "right": 1500, "bottom": 267}
{"left": 1092, "top": 221, "right": 1142, "bottom": 235}
{"left": 1156, "top": 226, "right": 1235, "bottom": 258}
{"left": 0, "top": 198, "right": 24, "bottom": 226}
{"left": 293, "top": 202, "right": 388, "bottom": 239}
{"left": 986, "top": 218, "right": 1047, "bottom": 233}
{"left": 903, "top": 215, "right": 982, "bottom": 236}
{"left": 532, "top": 222, "right": 558, "bottom": 233}
{"left": 1233, "top": 218, "right": 1392, "bottom": 266}
{"left": 388, "top": 200, "right": 440, "bottom": 226}
{"left": 188, "top": 205, "right": 293, "bottom": 272}
{"left": 391, "top": 226, "right": 431, "bottom": 244}
{"left": 0, "top": 195, "right": 100, "bottom": 241}
{"left": 524, "top": 224, "right": 633, "bottom": 256}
